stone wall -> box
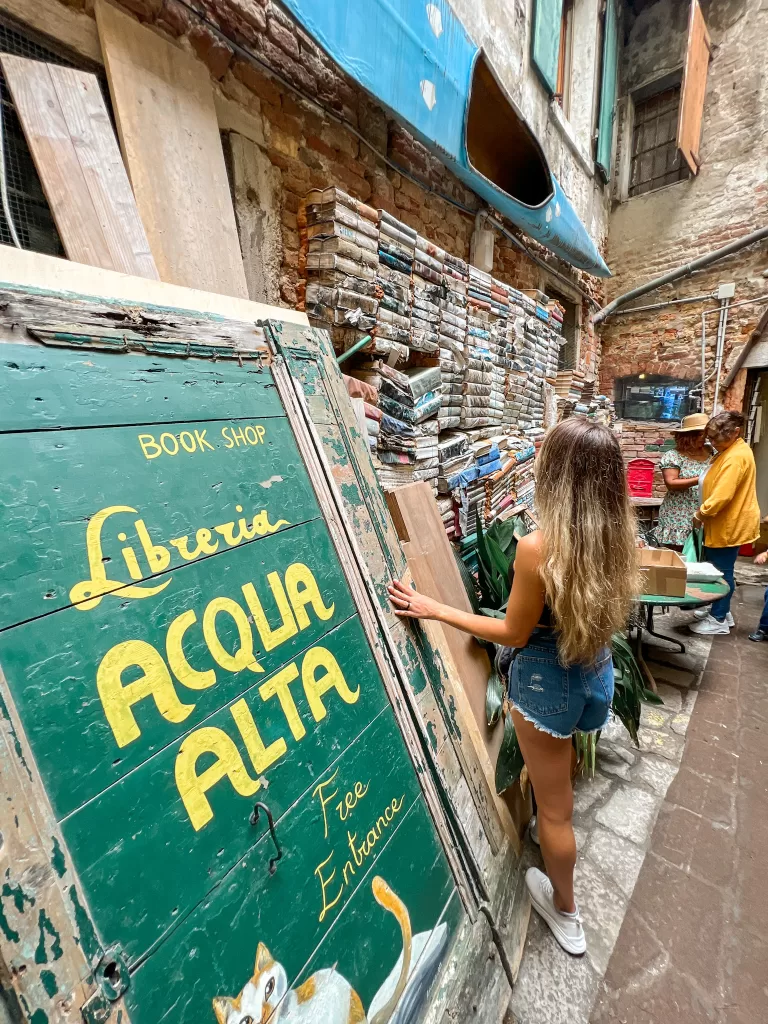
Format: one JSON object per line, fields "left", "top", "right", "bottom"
{"left": 600, "top": 0, "right": 768, "bottom": 409}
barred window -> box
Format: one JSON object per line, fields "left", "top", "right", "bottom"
{"left": 629, "top": 86, "right": 690, "bottom": 197}
{"left": 0, "top": 14, "right": 106, "bottom": 255}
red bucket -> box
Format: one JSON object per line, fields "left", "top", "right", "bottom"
{"left": 626, "top": 458, "right": 655, "bottom": 498}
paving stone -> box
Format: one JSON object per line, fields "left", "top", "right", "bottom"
{"left": 572, "top": 775, "right": 613, "bottom": 815}
{"left": 596, "top": 744, "right": 633, "bottom": 781}
{"left": 585, "top": 827, "right": 646, "bottom": 897}
{"left": 644, "top": 660, "right": 699, "bottom": 688}
{"left": 508, "top": 911, "right": 600, "bottom": 1024}
{"left": 633, "top": 755, "right": 679, "bottom": 796}
{"left": 599, "top": 715, "right": 631, "bottom": 746}
{"left": 594, "top": 786, "right": 659, "bottom": 845}
{"left": 573, "top": 825, "right": 589, "bottom": 852}
{"left": 638, "top": 727, "right": 682, "bottom": 761}
{"left": 574, "top": 856, "right": 627, "bottom": 976}
{"left": 654, "top": 682, "right": 684, "bottom": 713}
{"left": 640, "top": 705, "right": 671, "bottom": 730}
{"left": 670, "top": 712, "right": 691, "bottom": 735}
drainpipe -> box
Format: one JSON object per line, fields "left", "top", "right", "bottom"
{"left": 700, "top": 311, "right": 707, "bottom": 411}
{"left": 712, "top": 299, "right": 730, "bottom": 412}
{"left": 592, "top": 226, "right": 768, "bottom": 324}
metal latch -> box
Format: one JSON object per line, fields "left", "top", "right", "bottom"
{"left": 81, "top": 945, "right": 130, "bottom": 1024}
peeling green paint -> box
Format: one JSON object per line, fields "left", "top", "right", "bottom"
{"left": 29, "top": 1009, "right": 48, "bottom": 1024}
{"left": 40, "top": 970, "right": 58, "bottom": 998}
{"left": 426, "top": 721, "right": 438, "bottom": 752}
{"left": 340, "top": 483, "right": 359, "bottom": 505}
{"left": 51, "top": 838, "right": 66, "bottom": 879}
{"left": 35, "top": 910, "right": 63, "bottom": 964}
{"left": 0, "top": 882, "right": 35, "bottom": 943}
{"left": 0, "top": 690, "right": 32, "bottom": 780}
{"left": 447, "top": 696, "right": 461, "bottom": 739}
{"left": 69, "top": 887, "right": 101, "bottom": 965}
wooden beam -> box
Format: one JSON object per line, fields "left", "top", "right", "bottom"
{"left": 95, "top": 0, "right": 248, "bottom": 298}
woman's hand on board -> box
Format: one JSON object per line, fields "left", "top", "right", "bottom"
{"left": 387, "top": 579, "right": 441, "bottom": 620}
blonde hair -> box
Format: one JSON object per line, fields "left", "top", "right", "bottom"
{"left": 535, "top": 418, "right": 640, "bottom": 665}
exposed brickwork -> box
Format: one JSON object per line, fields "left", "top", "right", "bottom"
{"left": 614, "top": 420, "right": 676, "bottom": 497}
{"left": 600, "top": 0, "right": 768, "bottom": 410}
{"left": 51, "top": 0, "right": 602, "bottom": 374}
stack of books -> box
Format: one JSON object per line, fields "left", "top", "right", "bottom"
{"left": 373, "top": 211, "right": 416, "bottom": 363}
{"left": 303, "top": 187, "right": 379, "bottom": 354}
{"left": 438, "top": 255, "right": 468, "bottom": 431}
{"left": 410, "top": 234, "right": 444, "bottom": 355}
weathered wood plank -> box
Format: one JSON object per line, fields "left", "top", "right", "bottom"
{"left": 0, "top": 518, "right": 352, "bottom": 817}
{"left": 0, "top": 414, "right": 316, "bottom": 627}
{"left": 0, "top": 341, "right": 277, "bottom": 434}
{"left": 0, "top": 55, "right": 114, "bottom": 270}
{"left": 48, "top": 64, "right": 159, "bottom": 279}
{"left": 120, "top": 717, "right": 441, "bottom": 1024}
{"left": 65, "top": 640, "right": 396, "bottom": 965}
{"left": 95, "top": 0, "right": 248, "bottom": 298}
{"left": 0, "top": 664, "right": 130, "bottom": 1024}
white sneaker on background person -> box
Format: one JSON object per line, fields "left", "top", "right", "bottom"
{"left": 525, "top": 868, "right": 586, "bottom": 956}
{"left": 690, "top": 614, "right": 730, "bottom": 635}
{"left": 693, "top": 608, "right": 734, "bottom": 625}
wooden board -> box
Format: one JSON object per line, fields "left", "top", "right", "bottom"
{"left": 387, "top": 484, "right": 523, "bottom": 847}
{"left": 0, "top": 55, "right": 158, "bottom": 279}
{"left": 678, "top": 0, "right": 711, "bottom": 174}
{"left": 0, "top": 303, "right": 459, "bottom": 1022}
{"left": 401, "top": 541, "right": 518, "bottom": 852}
{"left": 94, "top": 0, "right": 248, "bottom": 298}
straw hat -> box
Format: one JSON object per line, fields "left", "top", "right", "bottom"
{"left": 672, "top": 413, "right": 709, "bottom": 433}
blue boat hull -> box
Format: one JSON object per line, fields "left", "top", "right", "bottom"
{"left": 281, "top": 0, "right": 610, "bottom": 276}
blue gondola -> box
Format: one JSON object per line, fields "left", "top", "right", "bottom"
{"left": 282, "top": 0, "right": 611, "bottom": 276}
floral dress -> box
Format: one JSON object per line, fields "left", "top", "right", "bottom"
{"left": 653, "top": 448, "right": 712, "bottom": 547}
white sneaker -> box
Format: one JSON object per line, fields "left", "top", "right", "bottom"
{"left": 693, "top": 609, "right": 734, "bottom": 626}
{"left": 525, "top": 867, "right": 586, "bottom": 956}
{"left": 689, "top": 614, "right": 730, "bottom": 635}
{"left": 529, "top": 815, "right": 540, "bottom": 847}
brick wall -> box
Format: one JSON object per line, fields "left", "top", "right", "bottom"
{"left": 614, "top": 420, "right": 676, "bottom": 497}
{"left": 52, "top": 0, "right": 604, "bottom": 375}
{"left": 599, "top": 0, "right": 768, "bottom": 410}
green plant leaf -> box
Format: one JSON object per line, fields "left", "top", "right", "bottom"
{"left": 486, "top": 668, "right": 503, "bottom": 727}
{"left": 495, "top": 712, "right": 525, "bottom": 793}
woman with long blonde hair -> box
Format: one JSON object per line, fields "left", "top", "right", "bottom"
{"left": 389, "top": 418, "right": 639, "bottom": 955}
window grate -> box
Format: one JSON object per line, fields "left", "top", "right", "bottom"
{"left": 0, "top": 15, "right": 106, "bottom": 256}
{"left": 629, "top": 86, "right": 689, "bottom": 197}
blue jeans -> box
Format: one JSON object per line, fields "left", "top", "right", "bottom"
{"left": 704, "top": 545, "right": 741, "bottom": 621}
{"left": 760, "top": 588, "right": 768, "bottom": 633}
{"left": 506, "top": 629, "right": 614, "bottom": 739}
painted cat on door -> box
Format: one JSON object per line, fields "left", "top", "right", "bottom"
{"left": 212, "top": 876, "right": 448, "bottom": 1024}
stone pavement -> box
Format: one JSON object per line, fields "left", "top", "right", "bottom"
{"left": 507, "top": 606, "right": 717, "bottom": 1024}
{"left": 592, "top": 582, "right": 768, "bottom": 1024}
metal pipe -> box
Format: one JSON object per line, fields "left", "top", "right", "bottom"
{"left": 700, "top": 311, "right": 707, "bottom": 411}
{"left": 592, "top": 225, "right": 768, "bottom": 324}
{"left": 713, "top": 299, "right": 730, "bottom": 412}
{"left": 336, "top": 335, "right": 372, "bottom": 365}
{"left": 478, "top": 903, "right": 516, "bottom": 992}
{"left": 485, "top": 215, "right": 600, "bottom": 309}
{"left": 610, "top": 293, "right": 715, "bottom": 317}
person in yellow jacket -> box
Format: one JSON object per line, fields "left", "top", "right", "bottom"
{"left": 690, "top": 411, "right": 761, "bottom": 635}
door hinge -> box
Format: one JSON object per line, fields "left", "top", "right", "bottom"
{"left": 26, "top": 324, "right": 267, "bottom": 363}
{"left": 81, "top": 945, "right": 130, "bottom": 1024}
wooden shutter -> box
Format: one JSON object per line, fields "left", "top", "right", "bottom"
{"left": 531, "top": 0, "right": 564, "bottom": 96}
{"left": 596, "top": 0, "right": 619, "bottom": 179}
{"left": 677, "top": 0, "right": 711, "bottom": 175}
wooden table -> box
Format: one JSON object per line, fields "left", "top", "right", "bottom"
{"left": 633, "top": 580, "right": 731, "bottom": 691}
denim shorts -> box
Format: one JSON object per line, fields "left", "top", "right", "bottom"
{"left": 506, "top": 630, "right": 614, "bottom": 739}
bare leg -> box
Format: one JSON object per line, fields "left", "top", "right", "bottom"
{"left": 512, "top": 709, "right": 576, "bottom": 913}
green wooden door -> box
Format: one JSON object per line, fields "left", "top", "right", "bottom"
{"left": 0, "top": 338, "right": 460, "bottom": 1024}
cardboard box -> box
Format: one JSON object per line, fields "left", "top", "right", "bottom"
{"left": 639, "top": 547, "right": 688, "bottom": 598}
